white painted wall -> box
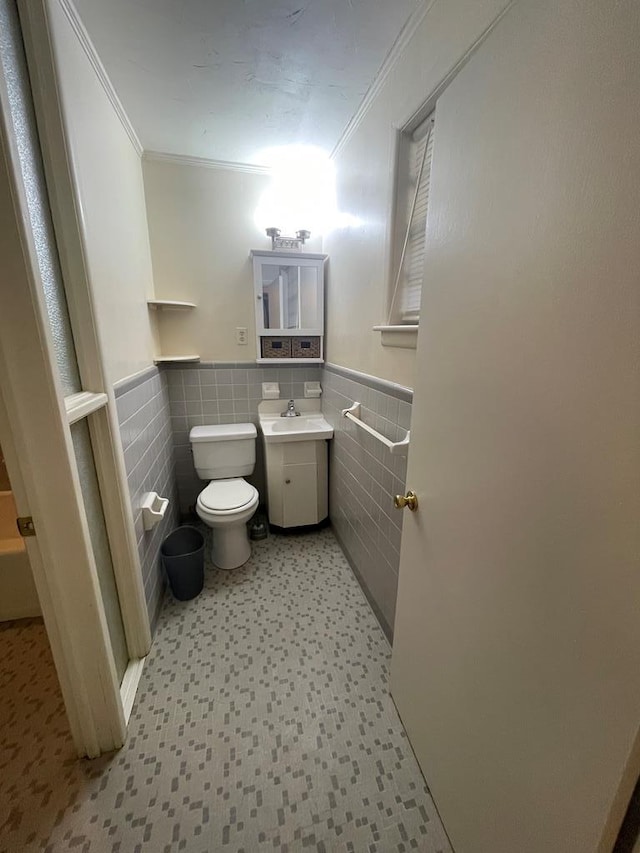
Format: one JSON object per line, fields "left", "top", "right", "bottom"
{"left": 139, "top": 0, "right": 506, "bottom": 377}
{"left": 142, "top": 158, "right": 323, "bottom": 362}
{"left": 324, "top": 0, "right": 512, "bottom": 389}
{"left": 46, "top": 0, "right": 156, "bottom": 386}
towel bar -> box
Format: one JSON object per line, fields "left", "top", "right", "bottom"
{"left": 341, "top": 402, "right": 410, "bottom": 455}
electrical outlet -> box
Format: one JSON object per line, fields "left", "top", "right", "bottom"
{"left": 236, "top": 327, "right": 248, "bottom": 345}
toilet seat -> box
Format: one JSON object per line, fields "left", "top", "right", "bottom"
{"left": 197, "top": 478, "right": 258, "bottom": 515}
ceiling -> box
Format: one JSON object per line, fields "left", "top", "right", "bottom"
{"left": 73, "top": 0, "right": 420, "bottom": 166}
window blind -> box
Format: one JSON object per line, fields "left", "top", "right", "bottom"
{"left": 392, "top": 114, "right": 435, "bottom": 324}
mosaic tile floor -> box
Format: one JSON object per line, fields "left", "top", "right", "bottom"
{"left": 0, "top": 528, "right": 451, "bottom": 852}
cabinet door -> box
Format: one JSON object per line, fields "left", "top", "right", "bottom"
{"left": 282, "top": 463, "right": 318, "bottom": 527}
{"left": 254, "top": 255, "right": 323, "bottom": 334}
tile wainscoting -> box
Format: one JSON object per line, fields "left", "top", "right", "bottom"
{"left": 321, "top": 364, "right": 412, "bottom": 639}
{"left": 115, "top": 366, "right": 179, "bottom": 630}
{"left": 114, "top": 361, "right": 411, "bottom": 642}
{"left": 163, "top": 363, "right": 322, "bottom": 515}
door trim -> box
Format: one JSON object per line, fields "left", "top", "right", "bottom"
{"left": 65, "top": 391, "right": 109, "bottom": 423}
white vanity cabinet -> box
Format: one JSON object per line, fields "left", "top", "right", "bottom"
{"left": 250, "top": 250, "right": 327, "bottom": 363}
{"left": 264, "top": 440, "right": 328, "bottom": 528}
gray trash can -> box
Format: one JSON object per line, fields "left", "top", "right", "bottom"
{"left": 161, "top": 526, "right": 204, "bottom": 601}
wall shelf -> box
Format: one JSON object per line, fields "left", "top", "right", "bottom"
{"left": 154, "top": 355, "right": 200, "bottom": 364}
{"left": 373, "top": 324, "right": 418, "bottom": 349}
{"left": 149, "top": 301, "right": 198, "bottom": 365}
{"left": 147, "top": 300, "right": 197, "bottom": 310}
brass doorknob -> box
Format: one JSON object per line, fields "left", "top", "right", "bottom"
{"left": 394, "top": 490, "right": 418, "bottom": 511}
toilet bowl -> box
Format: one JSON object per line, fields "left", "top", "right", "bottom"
{"left": 189, "top": 423, "right": 259, "bottom": 570}
{"left": 195, "top": 478, "right": 259, "bottom": 569}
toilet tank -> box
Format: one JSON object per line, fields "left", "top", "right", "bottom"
{"left": 189, "top": 423, "right": 257, "bottom": 480}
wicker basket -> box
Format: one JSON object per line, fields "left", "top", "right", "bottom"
{"left": 292, "top": 336, "right": 321, "bottom": 359}
{"left": 261, "top": 337, "right": 292, "bottom": 359}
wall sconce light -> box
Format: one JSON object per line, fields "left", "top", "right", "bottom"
{"left": 266, "top": 227, "right": 311, "bottom": 251}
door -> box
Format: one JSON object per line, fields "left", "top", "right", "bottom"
{"left": 0, "top": 0, "right": 150, "bottom": 756}
{"left": 390, "top": 2, "right": 640, "bottom": 852}
{"left": 283, "top": 464, "right": 317, "bottom": 527}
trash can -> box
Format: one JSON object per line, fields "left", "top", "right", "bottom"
{"left": 249, "top": 514, "right": 268, "bottom": 541}
{"left": 161, "top": 526, "right": 204, "bottom": 601}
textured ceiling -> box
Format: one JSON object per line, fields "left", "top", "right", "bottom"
{"left": 73, "top": 0, "right": 420, "bottom": 166}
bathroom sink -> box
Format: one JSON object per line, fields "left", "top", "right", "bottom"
{"left": 259, "top": 413, "right": 334, "bottom": 444}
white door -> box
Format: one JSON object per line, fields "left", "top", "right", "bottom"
{"left": 0, "top": 0, "right": 150, "bottom": 756}
{"left": 390, "top": 2, "right": 640, "bottom": 852}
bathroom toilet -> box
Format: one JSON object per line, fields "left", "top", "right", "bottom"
{"left": 189, "top": 423, "right": 259, "bottom": 569}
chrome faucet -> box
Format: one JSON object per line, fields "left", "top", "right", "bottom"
{"left": 281, "top": 399, "right": 300, "bottom": 418}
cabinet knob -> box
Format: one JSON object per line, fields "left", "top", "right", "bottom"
{"left": 285, "top": 478, "right": 291, "bottom": 484}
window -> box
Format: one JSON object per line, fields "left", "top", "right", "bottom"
{"left": 389, "top": 111, "right": 436, "bottom": 326}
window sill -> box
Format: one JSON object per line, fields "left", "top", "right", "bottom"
{"left": 372, "top": 325, "right": 419, "bottom": 349}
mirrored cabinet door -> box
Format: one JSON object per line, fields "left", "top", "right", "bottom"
{"left": 259, "top": 263, "right": 284, "bottom": 330}
{"left": 253, "top": 252, "right": 325, "bottom": 331}
{"left": 260, "top": 263, "right": 322, "bottom": 330}
{"left": 258, "top": 261, "right": 321, "bottom": 331}
{"left": 299, "top": 265, "right": 319, "bottom": 329}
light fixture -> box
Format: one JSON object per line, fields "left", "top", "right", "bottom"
{"left": 265, "top": 227, "right": 311, "bottom": 251}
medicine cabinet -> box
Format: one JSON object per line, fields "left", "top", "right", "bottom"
{"left": 250, "top": 250, "right": 327, "bottom": 363}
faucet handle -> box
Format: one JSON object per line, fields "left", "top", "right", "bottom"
{"left": 281, "top": 399, "right": 301, "bottom": 417}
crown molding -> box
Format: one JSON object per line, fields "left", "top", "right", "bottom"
{"left": 331, "top": 0, "right": 516, "bottom": 161}
{"left": 57, "top": 0, "right": 143, "bottom": 156}
{"left": 331, "top": 0, "right": 435, "bottom": 161}
{"left": 142, "top": 150, "right": 272, "bottom": 176}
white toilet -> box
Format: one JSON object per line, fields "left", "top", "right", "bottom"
{"left": 189, "top": 424, "right": 259, "bottom": 570}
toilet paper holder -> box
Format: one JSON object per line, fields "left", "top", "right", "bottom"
{"left": 141, "top": 492, "right": 169, "bottom": 531}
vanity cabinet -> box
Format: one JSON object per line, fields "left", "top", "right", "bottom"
{"left": 264, "top": 440, "right": 328, "bottom": 528}
{"left": 250, "top": 250, "right": 327, "bottom": 363}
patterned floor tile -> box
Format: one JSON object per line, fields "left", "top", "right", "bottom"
{"left": 0, "top": 527, "right": 451, "bottom": 852}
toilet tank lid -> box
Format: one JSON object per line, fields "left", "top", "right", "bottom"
{"left": 190, "top": 423, "right": 257, "bottom": 443}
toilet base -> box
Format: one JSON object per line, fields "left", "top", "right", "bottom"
{"left": 195, "top": 478, "right": 258, "bottom": 570}
{"left": 211, "top": 523, "right": 251, "bottom": 570}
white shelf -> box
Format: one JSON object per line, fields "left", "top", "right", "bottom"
{"left": 147, "top": 300, "right": 197, "bottom": 310}
{"left": 256, "top": 358, "right": 324, "bottom": 365}
{"left": 154, "top": 355, "right": 200, "bottom": 364}
{"left": 250, "top": 249, "right": 328, "bottom": 261}
{"left": 373, "top": 324, "right": 418, "bottom": 350}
